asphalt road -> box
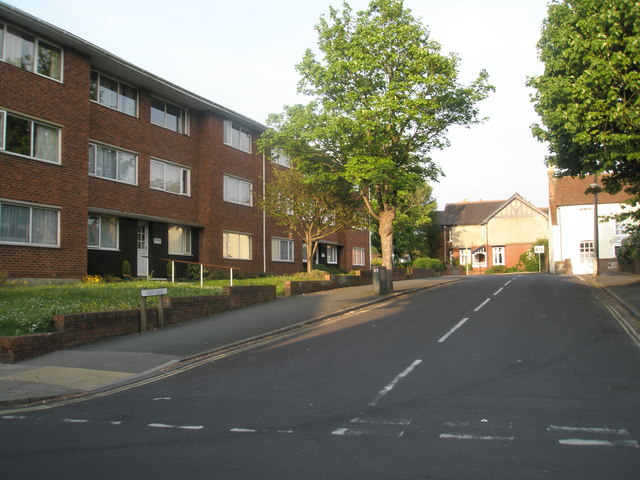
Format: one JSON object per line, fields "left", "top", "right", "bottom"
{"left": 2, "top": 274, "right": 639, "bottom": 479}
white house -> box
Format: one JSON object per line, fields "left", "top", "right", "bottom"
{"left": 548, "top": 171, "right": 632, "bottom": 275}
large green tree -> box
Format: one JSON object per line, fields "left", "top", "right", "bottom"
{"left": 261, "top": 0, "right": 492, "bottom": 280}
{"left": 528, "top": 0, "right": 640, "bottom": 218}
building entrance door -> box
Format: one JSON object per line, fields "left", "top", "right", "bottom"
{"left": 137, "top": 222, "right": 149, "bottom": 277}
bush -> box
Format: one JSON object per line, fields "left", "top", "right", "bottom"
{"left": 412, "top": 257, "right": 444, "bottom": 272}
{"left": 291, "top": 269, "right": 330, "bottom": 281}
{"left": 617, "top": 230, "right": 640, "bottom": 267}
{"left": 484, "top": 265, "right": 518, "bottom": 274}
{"left": 186, "top": 264, "right": 211, "bottom": 280}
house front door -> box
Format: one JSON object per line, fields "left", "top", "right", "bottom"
{"left": 137, "top": 222, "right": 149, "bottom": 277}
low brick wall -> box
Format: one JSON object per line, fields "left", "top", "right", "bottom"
{"left": 0, "top": 285, "right": 276, "bottom": 363}
{"left": 285, "top": 271, "right": 372, "bottom": 296}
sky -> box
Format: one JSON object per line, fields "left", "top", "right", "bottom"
{"left": 8, "top": 0, "right": 552, "bottom": 209}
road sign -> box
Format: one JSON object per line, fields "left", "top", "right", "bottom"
{"left": 140, "top": 288, "right": 168, "bottom": 297}
{"left": 534, "top": 245, "right": 545, "bottom": 254}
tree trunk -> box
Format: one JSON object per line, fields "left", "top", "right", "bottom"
{"left": 378, "top": 208, "right": 395, "bottom": 290}
{"left": 305, "top": 239, "right": 317, "bottom": 273}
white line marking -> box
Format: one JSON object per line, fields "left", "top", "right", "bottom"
{"left": 493, "top": 287, "right": 504, "bottom": 296}
{"left": 148, "top": 423, "right": 175, "bottom": 429}
{"left": 109, "top": 421, "right": 123, "bottom": 425}
{"left": 504, "top": 280, "right": 512, "bottom": 286}
{"left": 2, "top": 415, "right": 27, "bottom": 420}
{"left": 438, "top": 318, "right": 469, "bottom": 343}
{"left": 351, "top": 417, "right": 412, "bottom": 425}
{"left": 63, "top": 419, "right": 88, "bottom": 423}
{"left": 230, "top": 428, "right": 257, "bottom": 433}
{"left": 440, "top": 433, "right": 514, "bottom": 442}
{"left": 152, "top": 397, "right": 171, "bottom": 401}
{"left": 178, "top": 425, "right": 205, "bottom": 430}
{"left": 368, "top": 359, "right": 422, "bottom": 406}
{"left": 547, "top": 425, "right": 629, "bottom": 435}
{"left": 559, "top": 439, "right": 640, "bottom": 448}
{"left": 474, "top": 298, "right": 491, "bottom": 311}
{"left": 332, "top": 427, "right": 372, "bottom": 436}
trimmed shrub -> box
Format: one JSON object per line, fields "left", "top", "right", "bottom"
{"left": 412, "top": 257, "right": 444, "bottom": 272}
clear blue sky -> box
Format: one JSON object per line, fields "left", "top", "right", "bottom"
{"left": 8, "top": 0, "right": 552, "bottom": 209}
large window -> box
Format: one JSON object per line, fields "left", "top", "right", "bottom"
{"left": 168, "top": 226, "right": 192, "bottom": 255}
{"left": 0, "top": 111, "right": 60, "bottom": 163}
{"left": 89, "top": 143, "right": 137, "bottom": 185}
{"left": 151, "top": 97, "right": 188, "bottom": 134}
{"left": 272, "top": 237, "right": 294, "bottom": 262}
{"left": 353, "top": 247, "right": 366, "bottom": 266}
{"left": 224, "top": 232, "right": 251, "bottom": 260}
{"left": 0, "top": 201, "right": 59, "bottom": 246}
{"left": 88, "top": 215, "right": 118, "bottom": 250}
{"left": 90, "top": 71, "right": 138, "bottom": 116}
{"left": 1, "top": 24, "right": 62, "bottom": 81}
{"left": 150, "top": 159, "right": 190, "bottom": 195}
{"left": 492, "top": 246, "right": 505, "bottom": 266}
{"left": 223, "top": 175, "right": 252, "bottom": 206}
{"left": 223, "top": 120, "right": 251, "bottom": 153}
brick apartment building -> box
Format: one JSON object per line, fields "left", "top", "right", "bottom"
{"left": 0, "top": 3, "right": 369, "bottom": 281}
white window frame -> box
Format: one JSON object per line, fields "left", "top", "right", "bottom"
{"left": 223, "top": 175, "right": 253, "bottom": 206}
{"left": 272, "top": 237, "right": 294, "bottom": 262}
{"left": 0, "top": 200, "right": 60, "bottom": 247}
{"left": 353, "top": 247, "right": 366, "bottom": 266}
{"left": 579, "top": 240, "right": 594, "bottom": 264}
{"left": 150, "top": 159, "right": 190, "bottom": 196}
{"left": 0, "top": 23, "right": 63, "bottom": 82}
{"left": 492, "top": 246, "right": 505, "bottom": 266}
{"left": 223, "top": 231, "right": 252, "bottom": 260}
{"left": 0, "top": 110, "right": 61, "bottom": 164}
{"left": 223, "top": 120, "right": 252, "bottom": 153}
{"left": 150, "top": 97, "right": 189, "bottom": 134}
{"left": 90, "top": 70, "right": 138, "bottom": 116}
{"left": 89, "top": 142, "right": 138, "bottom": 185}
{"left": 88, "top": 215, "right": 119, "bottom": 250}
{"left": 272, "top": 149, "right": 291, "bottom": 168}
{"left": 326, "top": 245, "right": 338, "bottom": 265}
{"left": 168, "top": 225, "right": 192, "bottom": 256}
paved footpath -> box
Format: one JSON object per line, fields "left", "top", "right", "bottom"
{"left": 1, "top": 273, "right": 639, "bottom": 409}
{"left": 0, "top": 277, "right": 465, "bottom": 407}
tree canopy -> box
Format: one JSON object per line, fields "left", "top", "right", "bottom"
{"left": 528, "top": 0, "right": 640, "bottom": 217}
{"left": 261, "top": 0, "right": 492, "bottom": 277}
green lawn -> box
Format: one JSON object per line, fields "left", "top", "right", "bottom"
{"left": 0, "top": 277, "right": 291, "bottom": 336}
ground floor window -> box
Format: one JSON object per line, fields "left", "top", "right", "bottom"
{"left": 459, "top": 248, "right": 471, "bottom": 266}
{"left": 272, "top": 237, "right": 294, "bottom": 262}
{"left": 492, "top": 246, "right": 505, "bottom": 266}
{"left": 473, "top": 247, "right": 487, "bottom": 268}
{"left": 579, "top": 241, "right": 594, "bottom": 263}
{"left": 326, "top": 245, "right": 338, "bottom": 264}
{"left": 353, "top": 247, "right": 366, "bottom": 266}
{"left": 168, "top": 226, "right": 192, "bottom": 255}
{"left": 88, "top": 215, "right": 118, "bottom": 250}
{"left": 224, "top": 231, "right": 251, "bottom": 260}
{"left": 0, "top": 201, "right": 59, "bottom": 246}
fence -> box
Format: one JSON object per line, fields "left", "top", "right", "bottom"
{"left": 158, "top": 258, "right": 239, "bottom": 287}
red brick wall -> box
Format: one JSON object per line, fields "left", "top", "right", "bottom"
{"left": 0, "top": 49, "right": 90, "bottom": 278}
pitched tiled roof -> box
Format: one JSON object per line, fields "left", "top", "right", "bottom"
{"left": 441, "top": 200, "right": 504, "bottom": 226}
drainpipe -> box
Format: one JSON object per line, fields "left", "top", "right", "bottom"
{"left": 263, "top": 152, "right": 267, "bottom": 274}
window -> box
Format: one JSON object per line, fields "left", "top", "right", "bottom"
{"left": 1, "top": 24, "right": 62, "bottom": 81}
{"left": 0, "top": 201, "right": 59, "bottom": 246}
{"left": 473, "top": 247, "right": 487, "bottom": 268}
{"left": 579, "top": 241, "right": 594, "bottom": 264}
{"left": 302, "top": 242, "right": 319, "bottom": 264}
{"left": 223, "top": 120, "right": 251, "bottom": 153}
{"left": 0, "top": 111, "right": 60, "bottom": 163}
{"left": 459, "top": 248, "right": 471, "bottom": 266}
{"left": 224, "top": 175, "right": 252, "bottom": 206}
{"left": 90, "top": 71, "right": 137, "bottom": 116}
{"left": 88, "top": 215, "right": 118, "bottom": 250}
{"left": 150, "top": 159, "right": 190, "bottom": 195}
{"left": 272, "top": 237, "right": 294, "bottom": 262}
{"left": 353, "top": 247, "right": 366, "bottom": 266}
{"left": 224, "top": 232, "right": 251, "bottom": 260}
{"left": 615, "top": 219, "right": 630, "bottom": 237}
{"left": 89, "top": 143, "right": 137, "bottom": 185}
{"left": 492, "top": 246, "right": 505, "bottom": 266}
{"left": 272, "top": 149, "right": 291, "bottom": 168}
{"left": 151, "top": 97, "right": 188, "bottom": 134}
{"left": 168, "top": 226, "right": 192, "bottom": 255}
{"left": 326, "top": 245, "right": 338, "bottom": 264}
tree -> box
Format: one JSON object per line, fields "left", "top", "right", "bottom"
{"left": 261, "top": 163, "right": 365, "bottom": 272}
{"left": 528, "top": 0, "right": 640, "bottom": 221}
{"left": 261, "top": 0, "right": 493, "bottom": 281}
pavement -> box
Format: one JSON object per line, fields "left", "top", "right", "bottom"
{"left": 1, "top": 272, "right": 639, "bottom": 409}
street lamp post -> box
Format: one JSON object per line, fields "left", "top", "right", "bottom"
{"left": 591, "top": 176, "right": 600, "bottom": 276}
